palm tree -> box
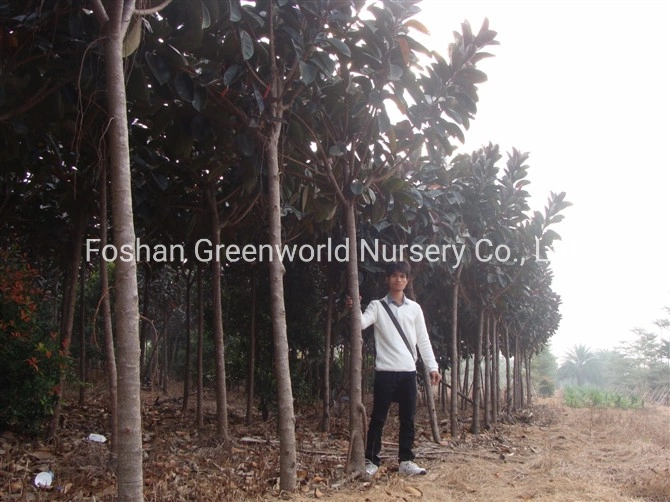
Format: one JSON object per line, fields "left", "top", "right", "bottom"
{"left": 558, "top": 344, "right": 601, "bottom": 386}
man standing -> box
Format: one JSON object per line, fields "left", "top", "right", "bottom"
{"left": 354, "top": 261, "right": 441, "bottom": 477}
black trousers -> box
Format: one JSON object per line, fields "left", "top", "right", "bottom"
{"left": 365, "top": 370, "right": 417, "bottom": 466}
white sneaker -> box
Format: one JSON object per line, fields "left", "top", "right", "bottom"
{"left": 365, "top": 459, "right": 379, "bottom": 477}
{"left": 398, "top": 460, "right": 427, "bottom": 476}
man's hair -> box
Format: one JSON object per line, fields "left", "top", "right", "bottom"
{"left": 385, "top": 260, "right": 411, "bottom": 277}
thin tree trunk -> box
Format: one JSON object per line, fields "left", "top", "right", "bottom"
{"left": 525, "top": 352, "right": 532, "bottom": 407}
{"left": 161, "top": 310, "right": 169, "bottom": 394}
{"left": 514, "top": 335, "right": 523, "bottom": 409}
{"left": 505, "top": 326, "right": 511, "bottom": 419}
{"left": 196, "top": 263, "right": 204, "bottom": 430}
{"left": 265, "top": 113, "right": 297, "bottom": 490}
{"left": 78, "top": 263, "right": 87, "bottom": 405}
{"left": 421, "top": 361, "right": 441, "bottom": 442}
{"left": 139, "top": 267, "right": 152, "bottom": 384}
{"left": 246, "top": 269, "right": 258, "bottom": 425}
{"left": 99, "top": 163, "right": 118, "bottom": 456}
{"left": 441, "top": 367, "right": 447, "bottom": 414}
{"left": 321, "top": 287, "right": 334, "bottom": 432}
{"left": 512, "top": 334, "right": 521, "bottom": 411}
{"left": 95, "top": 1, "right": 144, "bottom": 498}
{"left": 471, "top": 307, "right": 484, "bottom": 434}
{"left": 484, "top": 314, "right": 491, "bottom": 429}
{"left": 405, "top": 280, "right": 440, "bottom": 443}
{"left": 182, "top": 269, "right": 192, "bottom": 413}
{"left": 169, "top": 311, "right": 179, "bottom": 376}
{"left": 462, "top": 355, "right": 470, "bottom": 413}
{"left": 345, "top": 201, "right": 366, "bottom": 475}
{"left": 205, "top": 184, "right": 228, "bottom": 440}
{"left": 47, "top": 210, "right": 86, "bottom": 438}
{"left": 450, "top": 281, "right": 459, "bottom": 437}
{"left": 491, "top": 317, "right": 498, "bottom": 423}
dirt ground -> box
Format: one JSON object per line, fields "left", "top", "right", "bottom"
{"left": 1, "top": 388, "right": 669, "bottom": 501}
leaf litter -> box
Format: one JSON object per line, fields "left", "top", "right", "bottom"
{"left": 0, "top": 388, "right": 668, "bottom": 501}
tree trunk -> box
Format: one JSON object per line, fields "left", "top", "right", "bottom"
{"left": 246, "top": 268, "right": 258, "bottom": 425}
{"left": 491, "top": 317, "right": 498, "bottom": 423}
{"left": 196, "top": 263, "right": 204, "bottom": 430}
{"left": 345, "top": 201, "right": 366, "bottom": 475}
{"left": 96, "top": 1, "right": 144, "bottom": 498}
{"left": 47, "top": 210, "right": 86, "bottom": 439}
{"left": 78, "top": 263, "right": 87, "bottom": 405}
{"left": 462, "top": 355, "right": 470, "bottom": 413}
{"left": 525, "top": 352, "right": 532, "bottom": 407}
{"left": 484, "top": 314, "right": 491, "bottom": 429}
{"left": 139, "top": 266, "right": 151, "bottom": 383}
{"left": 205, "top": 184, "right": 229, "bottom": 440}
{"left": 421, "top": 362, "right": 441, "bottom": 442}
{"left": 450, "top": 282, "right": 459, "bottom": 437}
{"left": 99, "top": 164, "right": 118, "bottom": 456}
{"left": 405, "top": 279, "right": 440, "bottom": 443}
{"left": 161, "top": 310, "right": 169, "bottom": 394}
{"left": 265, "top": 115, "right": 297, "bottom": 490}
{"left": 504, "top": 327, "right": 511, "bottom": 418}
{"left": 514, "top": 335, "right": 523, "bottom": 409}
{"left": 321, "top": 287, "right": 334, "bottom": 432}
{"left": 471, "top": 307, "right": 484, "bottom": 434}
{"left": 182, "top": 269, "right": 192, "bottom": 414}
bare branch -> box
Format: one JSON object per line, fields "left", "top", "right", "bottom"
{"left": 134, "top": 0, "right": 173, "bottom": 15}
{"left": 90, "top": 0, "right": 110, "bottom": 25}
{"left": 224, "top": 191, "right": 261, "bottom": 228}
{"left": 0, "top": 81, "right": 65, "bottom": 123}
{"left": 290, "top": 113, "right": 347, "bottom": 205}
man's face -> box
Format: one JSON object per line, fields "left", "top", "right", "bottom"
{"left": 387, "top": 272, "right": 408, "bottom": 293}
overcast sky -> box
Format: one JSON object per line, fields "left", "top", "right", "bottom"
{"left": 414, "top": 0, "right": 670, "bottom": 359}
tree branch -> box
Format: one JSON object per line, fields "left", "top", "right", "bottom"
{"left": 134, "top": 0, "right": 173, "bottom": 15}
{"left": 0, "top": 81, "right": 65, "bottom": 123}
{"left": 291, "top": 113, "right": 347, "bottom": 205}
{"left": 90, "top": 0, "right": 109, "bottom": 25}
{"left": 224, "top": 191, "right": 261, "bottom": 228}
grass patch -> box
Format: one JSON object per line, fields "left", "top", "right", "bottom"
{"left": 563, "top": 386, "right": 644, "bottom": 409}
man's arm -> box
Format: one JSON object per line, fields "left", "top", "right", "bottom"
{"left": 360, "top": 300, "right": 378, "bottom": 330}
{"left": 414, "top": 305, "right": 441, "bottom": 384}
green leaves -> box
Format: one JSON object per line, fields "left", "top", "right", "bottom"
{"left": 239, "top": 29, "right": 254, "bottom": 60}
{"left": 300, "top": 61, "right": 317, "bottom": 85}
{"left": 350, "top": 180, "right": 364, "bottom": 195}
{"left": 326, "top": 38, "right": 351, "bottom": 58}
{"left": 173, "top": 73, "right": 194, "bottom": 102}
{"left": 224, "top": 64, "right": 242, "bottom": 86}
{"left": 452, "top": 67, "right": 488, "bottom": 85}
{"left": 145, "top": 52, "right": 171, "bottom": 85}
{"left": 122, "top": 16, "right": 143, "bottom": 58}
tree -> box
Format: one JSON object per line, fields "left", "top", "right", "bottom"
{"left": 285, "top": 2, "right": 499, "bottom": 460}
{"left": 558, "top": 344, "right": 601, "bottom": 386}
{"left": 88, "top": 1, "right": 173, "bottom": 499}
{"left": 532, "top": 347, "right": 557, "bottom": 396}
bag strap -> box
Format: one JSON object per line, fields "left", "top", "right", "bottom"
{"left": 379, "top": 300, "right": 417, "bottom": 361}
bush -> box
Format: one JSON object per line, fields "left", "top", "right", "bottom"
{"left": 563, "top": 386, "right": 643, "bottom": 409}
{"left": 538, "top": 378, "right": 555, "bottom": 397}
{"left": 0, "top": 248, "right": 64, "bottom": 434}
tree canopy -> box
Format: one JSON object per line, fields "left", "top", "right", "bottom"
{"left": 0, "top": 0, "right": 575, "bottom": 496}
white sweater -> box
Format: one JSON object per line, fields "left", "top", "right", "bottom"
{"left": 360, "top": 296, "right": 439, "bottom": 373}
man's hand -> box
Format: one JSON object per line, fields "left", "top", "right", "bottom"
{"left": 429, "top": 370, "right": 441, "bottom": 386}
{"left": 345, "top": 295, "right": 361, "bottom": 309}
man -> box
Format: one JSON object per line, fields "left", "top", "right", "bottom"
{"left": 352, "top": 261, "right": 441, "bottom": 477}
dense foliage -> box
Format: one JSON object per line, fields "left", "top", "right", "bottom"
{"left": 0, "top": 248, "right": 64, "bottom": 433}
{"left": 0, "top": 4, "right": 580, "bottom": 494}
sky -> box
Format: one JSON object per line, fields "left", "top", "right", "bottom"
{"left": 413, "top": 1, "right": 670, "bottom": 359}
